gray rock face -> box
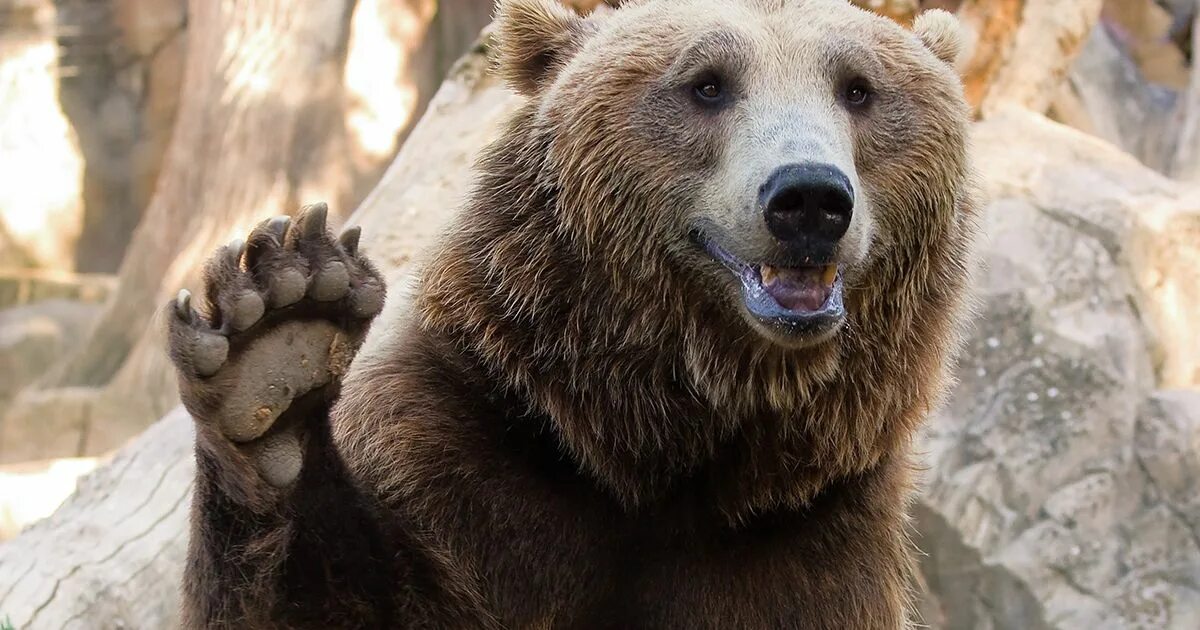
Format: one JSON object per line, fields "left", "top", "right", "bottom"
{"left": 0, "top": 299, "right": 99, "bottom": 405}
{"left": 917, "top": 109, "right": 1200, "bottom": 629}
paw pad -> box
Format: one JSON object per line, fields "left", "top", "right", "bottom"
{"left": 310, "top": 261, "right": 351, "bottom": 302}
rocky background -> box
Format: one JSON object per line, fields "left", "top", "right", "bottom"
{"left": 0, "top": 0, "right": 1198, "bottom": 628}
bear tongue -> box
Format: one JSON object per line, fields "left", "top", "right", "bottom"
{"left": 760, "top": 265, "right": 833, "bottom": 312}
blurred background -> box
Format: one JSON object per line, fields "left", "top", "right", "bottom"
{"left": 0, "top": 0, "right": 1197, "bottom": 628}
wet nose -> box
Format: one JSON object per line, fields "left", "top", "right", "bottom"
{"left": 759, "top": 163, "right": 854, "bottom": 245}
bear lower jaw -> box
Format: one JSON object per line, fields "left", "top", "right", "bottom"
{"left": 693, "top": 232, "right": 847, "bottom": 343}
{"left": 741, "top": 269, "right": 846, "bottom": 344}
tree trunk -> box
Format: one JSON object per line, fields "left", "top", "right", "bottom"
{"left": 55, "top": 0, "right": 188, "bottom": 274}
{"left": 0, "top": 36, "right": 516, "bottom": 628}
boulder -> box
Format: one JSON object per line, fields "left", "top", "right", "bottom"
{"left": 916, "top": 108, "right": 1200, "bottom": 629}
{"left": 0, "top": 299, "right": 100, "bottom": 411}
{"left": 1053, "top": 23, "right": 1179, "bottom": 171}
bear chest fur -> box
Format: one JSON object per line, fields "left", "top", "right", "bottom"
{"left": 346, "top": 391, "right": 910, "bottom": 629}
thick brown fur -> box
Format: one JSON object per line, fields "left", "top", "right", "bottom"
{"left": 169, "top": 0, "right": 977, "bottom": 628}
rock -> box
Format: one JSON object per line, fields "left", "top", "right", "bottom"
{"left": 0, "top": 299, "right": 100, "bottom": 410}
{"left": 976, "top": 108, "right": 1199, "bottom": 388}
{"left": 1052, "top": 23, "right": 1179, "bottom": 171}
{"left": 917, "top": 109, "right": 1200, "bottom": 629}
{"left": 1170, "top": 5, "right": 1200, "bottom": 182}
{"left": 1128, "top": 186, "right": 1200, "bottom": 387}
{"left": 0, "top": 410, "right": 193, "bottom": 628}
{"left": 1102, "top": 0, "right": 1191, "bottom": 89}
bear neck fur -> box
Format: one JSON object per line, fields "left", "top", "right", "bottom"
{"left": 416, "top": 103, "right": 976, "bottom": 524}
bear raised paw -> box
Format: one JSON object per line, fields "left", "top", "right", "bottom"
{"left": 166, "top": 203, "right": 384, "bottom": 487}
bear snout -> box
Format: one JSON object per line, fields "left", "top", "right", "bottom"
{"left": 758, "top": 162, "right": 855, "bottom": 254}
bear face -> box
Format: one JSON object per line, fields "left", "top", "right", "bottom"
{"left": 497, "top": 0, "right": 970, "bottom": 351}
{"left": 417, "top": 0, "right": 977, "bottom": 516}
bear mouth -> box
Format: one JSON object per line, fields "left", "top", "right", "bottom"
{"left": 692, "top": 232, "right": 846, "bottom": 334}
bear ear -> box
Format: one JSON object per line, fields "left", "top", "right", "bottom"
{"left": 494, "top": 0, "right": 594, "bottom": 96}
{"left": 912, "top": 9, "right": 963, "bottom": 66}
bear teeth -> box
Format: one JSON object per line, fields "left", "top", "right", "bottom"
{"left": 760, "top": 264, "right": 837, "bottom": 289}
{"left": 821, "top": 265, "right": 838, "bottom": 288}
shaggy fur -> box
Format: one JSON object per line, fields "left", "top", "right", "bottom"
{"left": 169, "top": 0, "right": 978, "bottom": 627}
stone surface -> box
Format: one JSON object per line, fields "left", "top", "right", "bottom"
{"left": 1054, "top": 23, "right": 1179, "bottom": 171}
{"left": 916, "top": 109, "right": 1200, "bottom": 629}
{"left": 0, "top": 299, "right": 100, "bottom": 409}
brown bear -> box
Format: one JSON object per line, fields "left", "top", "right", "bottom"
{"left": 165, "top": 0, "right": 976, "bottom": 627}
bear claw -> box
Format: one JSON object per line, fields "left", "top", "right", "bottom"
{"left": 226, "top": 238, "right": 246, "bottom": 268}
{"left": 339, "top": 226, "right": 361, "bottom": 256}
{"left": 175, "top": 289, "right": 193, "bottom": 321}
{"left": 296, "top": 202, "right": 328, "bottom": 239}
{"left": 267, "top": 215, "right": 290, "bottom": 238}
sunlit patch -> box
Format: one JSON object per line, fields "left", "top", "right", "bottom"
{"left": 0, "top": 457, "right": 99, "bottom": 540}
{"left": 0, "top": 39, "right": 84, "bottom": 270}
{"left": 343, "top": 0, "right": 436, "bottom": 159}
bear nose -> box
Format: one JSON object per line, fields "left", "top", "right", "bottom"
{"left": 759, "top": 163, "right": 854, "bottom": 245}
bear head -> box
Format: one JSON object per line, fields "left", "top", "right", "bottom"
{"left": 420, "top": 0, "right": 977, "bottom": 517}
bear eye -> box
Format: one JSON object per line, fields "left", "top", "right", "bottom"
{"left": 697, "top": 82, "right": 721, "bottom": 100}
{"left": 691, "top": 73, "right": 727, "bottom": 107}
{"left": 843, "top": 78, "right": 873, "bottom": 109}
